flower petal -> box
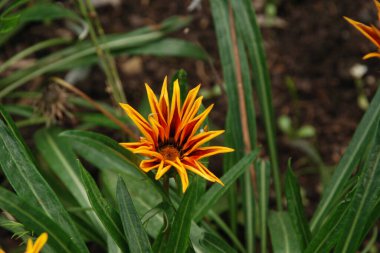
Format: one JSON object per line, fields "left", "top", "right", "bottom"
{"left": 180, "top": 104, "right": 213, "bottom": 144}
{"left": 159, "top": 76, "right": 170, "bottom": 120}
{"left": 30, "top": 233, "right": 48, "bottom": 253}
{"left": 133, "top": 148, "right": 163, "bottom": 159}
{"left": 187, "top": 146, "right": 235, "bottom": 160}
{"left": 155, "top": 161, "right": 171, "bottom": 180}
{"left": 140, "top": 159, "right": 160, "bottom": 172}
{"left": 363, "top": 51, "right": 380, "bottom": 59}
{"left": 168, "top": 80, "right": 181, "bottom": 139}
{"left": 120, "top": 103, "right": 155, "bottom": 142}
{"left": 166, "top": 158, "right": 189, "bottom": 192}
{"left": 120, "top": 140, "right": 151, "bottom": 151}
{"left": 145, "top": 84, "right": 167, "bottom": 127}
{"left": 183, "top": 130, "right": 225, "bottom": 155}
{"left": 182, "top": 157, "right": 224, "bottom": 185}
{"left": 344, "top": 16, "right": 380, "bottom": 48}
{"left": 181, "top": 84, "right": 200, "bottom": 119}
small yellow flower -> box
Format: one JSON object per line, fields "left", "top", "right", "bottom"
{"left": 25, "top": 233, "right": 48, "bottom": 253}
{"left": 345, "top": 0, "right": 380, "bottom": 59}
{"left": 0, "top": 233, "right": 47, "bottom": 253}
{"left": 120, "top": 77, "right": 234, "bottom": 192}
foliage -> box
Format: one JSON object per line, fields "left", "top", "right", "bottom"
{"left": 0, "top": 0, "right": 379, "bottom": 252}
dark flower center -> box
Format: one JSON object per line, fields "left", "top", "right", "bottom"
{"left": 159, "top": 145, "right": 180, "bottom": 161}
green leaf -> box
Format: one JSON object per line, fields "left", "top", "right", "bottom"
{"left": 80, "top": 163, "right": 128, "bottom": 252}
{"left": 0, "top": 119, "right": 88, "bottom": 253}
{"left": 0, "top": 2, "right": 80, "bottom": 44}
{"left": 311, "top": 87, "right": 380, "bottom": 232}
{"left": 335, "top": 120, "right": 380, "bottom": 253}
{"left": 164, "top": 178, "right": 198, "bottom": 253}
{"left": 34, "top": 127, "right": 106, "bottom": 239}
{"left": 256, "top": 159, "right": 271, "bottom": 253}
{"left": 189, "top": 222, "right": 237, "bottom": 253}
{"left": 0, "top": 187, "right": 83, "bottom": 253}
{"left": 100, "top": 170, "right": 164, "bottom": 238}
{"left": 199, "top": 232, "right": 237, "bottom": 253}
{"left": 304, "top": 198, "right": 351, "bottom": 253}
{"left": 116, "top": 177, "right": 153, "bottom": 253}
{"left": 232, "top": 0, "right": 281, "bottom": 210}
{"left": 61, "top": 130, "right": 140, "bottom": 177}
{"left": 0, "top": 14, "right": 19, "bottom": 34}
{"left": 61, "top": 130, "right": 171, "bottom": 204}
{"left": 268, "top": 211, "right": 301, "bottom": 253}
{"left": 285, "top": 163, "right": 311, "bottom": 250}
{"left": 127, "top": 39, "right": 207, "bottom": 59}
{"left": 34, "top": 128, "right": 89, "bottom": 208}
{"left": 0, "top": 16, "right": 192, "bottom": 97}
{"left": 193, "top": 150, "right": 259, "bottom": 221}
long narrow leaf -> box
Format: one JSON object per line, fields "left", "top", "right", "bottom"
{"left": 0, "top": 17, "right": 193, "bottom": 97}
{"left": 256, "top": 160, "right": 271, "bottom": 253}
{"left": 61, "top": 130, "right": 140, "bottom": 177}
{"left": 34, "top": 127, "right": 106, "bottom": 238}
{"left": 194, "top": 150, "right": 259, "bottom": 221}
{"left": 304, "top": 199, "right": 350, "bottom": 253}
{"left": 80, "top": 163, "right": 128, "bottom": 252}
{"left": 0, "top": 119, "right": 88, "bottom": 253}
{"left": 232, "top": 0, "right": 281, "bottom": 210}
{"left": 0, "top": 187, "right": 83, "bottom": 253}
{"left": 61, "top": 130, "right": 170, "bottom": 204}
{"left": 335, "top": 120, "right": 380, "bottom": 253}
{"left": 164, "top": 178, "right": 198, "bottom": 253}
{"left": 117, "top": 177, "right": 153, "bottom": 253}
{"left": 268, "top": 211, "right": 301, "bottom": 253}
{"left": 285, "top": 164, "right": 311, "bottom": 250}
{"left": 311, "top": 87, "right": 380, "bottom": 232}
{"left": 209, "top": 0, "right": 243, "bottom": 235}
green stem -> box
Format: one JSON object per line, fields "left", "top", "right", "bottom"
{"left": 77, "top": 0, "right": 126, "bottom": 104}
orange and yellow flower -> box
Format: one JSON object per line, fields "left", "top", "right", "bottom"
{"left": 0, "top": 233, "right": 48, "bottom": 253}
{"left": 345, "top": 0, "right": 380, "bottom": 59}
{"left": 120, "top": 77, "right": 234, "bottom": 192}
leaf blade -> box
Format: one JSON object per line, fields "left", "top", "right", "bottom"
{"left": 117, "top": 177, "right": 153, "bottom": 253}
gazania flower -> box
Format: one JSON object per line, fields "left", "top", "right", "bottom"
{"left": 120, "top": 77, "right": 233, "bottom": 192}
{"left": 25, "top": 233, "right": 48, "bottom": 253}
{"left": 345, "top": 0, "right": 380, "bottom": 59}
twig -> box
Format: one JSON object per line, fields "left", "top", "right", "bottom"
{"left": 51, "top": 77, "right": 138, "bottom": 140}
{"left": 228, "top": 4, "right": 256, "bottom": 184}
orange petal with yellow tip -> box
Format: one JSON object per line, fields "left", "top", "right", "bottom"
{"left": 119, "top": 103, "right": 155, "bottom": 142}
{"left": 363, "top": 51, "right": 380, "bottom": 59}
{"left": 180, "top": 104, "right": 214, "bottom": 144}
{"left": 188, "top": 146, "right": 235, "bottom": 160}
{"left": 159, "top": 76, "right": 170, "bottom": 119}
{"left": 344, "top": 16, "right": 380, "bottom": 48}
{"left": 181, "top": 84, "right": 201, "bottom": 117}
{"left": 140, "top": 159, "right": 160, "bottom": 172}
{"left": 155, "top": 162, "right": 171, "bottom": 180}
{"left": 166, "top": 158, "right": 189, "bottom": 192}
{"left": 133, "top": 149, "right": 163, "bottom": 159}
{"left": 374, "top": 0, "right": 380, "bottom": 20}
{"left": 182, "top": 157, "right": 221, "bottom": 184}
{"left": 183, "top": 130, "right": 225, "bottom": 154}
